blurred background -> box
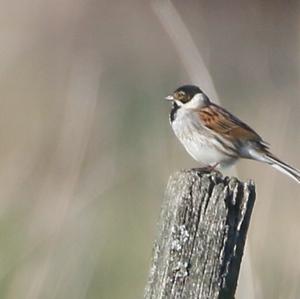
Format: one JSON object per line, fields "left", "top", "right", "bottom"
{"left": 0, "top": 1, "right": 299, "bottom": 298}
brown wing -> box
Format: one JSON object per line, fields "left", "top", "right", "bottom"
{"left": 198, "top": 103, "right": 263, "bottom": 143}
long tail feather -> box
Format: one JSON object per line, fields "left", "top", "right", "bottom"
{"left": 265, "top": 153, "right": 300, "bottom": 183}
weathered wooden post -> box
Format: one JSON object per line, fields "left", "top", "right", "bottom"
{"left": 144, "top": 169, "right": 255, "bottom": 299}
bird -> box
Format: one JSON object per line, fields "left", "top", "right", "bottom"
{"left": 165, "top": 84, "right": 300, "bottom": 183}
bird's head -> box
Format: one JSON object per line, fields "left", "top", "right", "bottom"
{"left": 165, "top": 85, "right": 210, "bottom": 109}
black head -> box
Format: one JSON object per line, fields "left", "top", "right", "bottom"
{"left": 165, "top": 85, "right": 206, "bottom": 104}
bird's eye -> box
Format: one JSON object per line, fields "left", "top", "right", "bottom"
{"left": 175, "top": 91, "right": 187, "bottom": 101}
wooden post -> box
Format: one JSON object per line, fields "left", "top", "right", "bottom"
{"left": 144, "top": 170, "right": 255, "bottom": 299}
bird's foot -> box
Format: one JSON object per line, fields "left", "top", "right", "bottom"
{"left": 191, "top": 163, "right": 222, "bottom": 175}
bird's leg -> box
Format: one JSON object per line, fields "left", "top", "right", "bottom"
{"left": 191, "top": 163, "right": 222, "bottom": 175}
{"left": 210, "top": 162, "right": 220, "bottom": 171}
{"left": 210, "top": 163, "right": 222, "bottom": 175}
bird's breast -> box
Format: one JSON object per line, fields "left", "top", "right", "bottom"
{"left": 171, "top": 111, "right": 235, "bottom": 166}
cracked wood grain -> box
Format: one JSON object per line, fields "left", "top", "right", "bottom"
{"left": 144, "top": 170, "right": 256, "bottom": 299}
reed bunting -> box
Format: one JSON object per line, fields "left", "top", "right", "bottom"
{"left": 165, "top": 85, "right": 300, "bottom": 183}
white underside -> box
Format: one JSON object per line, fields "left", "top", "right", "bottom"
{"left": 171, "top": 109, "right": 236, "bottom": 167}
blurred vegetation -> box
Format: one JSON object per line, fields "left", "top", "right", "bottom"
{"left": 0, "top": 1, "right": 299, "bottom": 299}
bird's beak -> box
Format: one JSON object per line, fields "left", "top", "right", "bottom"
{"left": 165, "top": 95, "right": 174, "bottom": 101}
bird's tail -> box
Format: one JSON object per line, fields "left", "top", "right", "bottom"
{"left": 264, "top": 152, "right": 300, "bottom": 183}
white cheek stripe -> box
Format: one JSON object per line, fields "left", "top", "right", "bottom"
{"left": 183, "top": 93, "right": 205, "bottom": 109}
